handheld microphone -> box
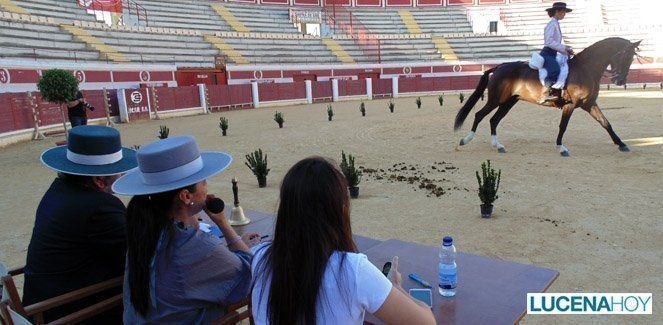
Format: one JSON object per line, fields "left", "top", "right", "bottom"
{"left": 206, "top": 198, "right": 225, "bottom": 214}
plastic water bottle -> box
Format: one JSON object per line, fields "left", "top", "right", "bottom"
{"left": 438, "top": 236, "right": 457, "bottom": 297}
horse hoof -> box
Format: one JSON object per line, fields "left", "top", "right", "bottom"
{"left": 560, "top": 150, "right": 570, "bottom": 157}
{"left": 497, "top": 147, "right": 506, "bottom": 153}
{"left": 619, "top": 145, "right": 630, "bottom": 152}
{"left": 459, "top": 139, "right": 466, "bottom": 146}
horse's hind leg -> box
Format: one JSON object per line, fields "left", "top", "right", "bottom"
{"left": 458, "top": 102, "right": 499, "bottom": 147}
{"left": 583, "top": 104, "right": 629, "bottom": 152}
{"left": 489, "top": 96, "right": 519, "bottom": 153}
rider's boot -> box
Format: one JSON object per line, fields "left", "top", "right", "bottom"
{"left": 539, "top": 87, "right": 561, "bottom": 104}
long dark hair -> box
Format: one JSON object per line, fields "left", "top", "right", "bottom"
{"left": 125, "top": 184, "right": 196, "bottom": 316}
{"left": 254, "top": 157, "right": 358, "bottom": 325}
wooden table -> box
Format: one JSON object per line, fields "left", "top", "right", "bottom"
{"left": 362, "top": 239, "right": 559, "bottom": 325}
{"left": 229, "top": 210, "right": 382, "bottom": 252}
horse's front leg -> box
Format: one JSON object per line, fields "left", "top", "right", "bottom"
{"left": 556, "top": 105, "right": 576, "bottom": 157}
{"left": 583, "top": 104, "right": 630, "bottom": 152}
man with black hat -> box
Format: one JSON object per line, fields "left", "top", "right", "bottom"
{"left": 23, "top": 125, "right": 137, "bottom": 322}
{"left": 541, "top": 2, "right": 574, "bottom": 102}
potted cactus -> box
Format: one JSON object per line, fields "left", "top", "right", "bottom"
{"left": 158, "top": 125, "right": 169, "bottom": 139}
{"left": 388, "top": 100, "right": 395, "bottom": 113}
{"left": 459, "top": 93, "right": 465, "bottom": 104}
{"left": 274, "top": 111, "right": 284, "bottom": 128}
{"left": 340, "top": 151, "right": 362, "bottom": 198}
{"left": 415, "top": 97, "right": 422, "bottom": 109}
{"left": 438, "top": 94, "right": 444, "bottom": 106}
{"left": 359, "top": 101, "right": 366, "bottom": 117}
{"left": 476, "top": 160, "right": 501, "bottom": 218}
{"left": 327, "top": 104, "right": 334, "bottom": 121}
{"left": 245, "top": 149, "right": 270, "bottom": 188}
{"left": 219, "top": 117, "right": 229, "bottom": 136}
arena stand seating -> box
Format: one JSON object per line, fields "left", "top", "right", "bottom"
{"left": 7, "top": 0, "right": 96, "bottom": 23}
{"left": 0, "top": 15, "right": 102, "bottom": 62}
{"left": 2, "top": 0, "right": 661, "bottom": 66}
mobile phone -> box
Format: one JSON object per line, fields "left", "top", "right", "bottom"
{"left": 381, "top": 262, "right": 392, "bottom": 277}
{"left": 409, "top": 288, "right": 433, "bottom": 308}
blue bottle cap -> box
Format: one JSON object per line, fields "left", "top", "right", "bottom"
{"left": 443, "top": 236, "right": 453, "bottom": 246}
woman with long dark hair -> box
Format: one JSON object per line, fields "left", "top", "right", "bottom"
{"left": 251, "top": 157, "right": 435, "bottom": 324}
{"left": 113, "top": 135, "right": 259, "bottom": 323}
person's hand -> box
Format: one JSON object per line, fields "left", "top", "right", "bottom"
{"left": 241, "top": 232, "right": 261, "bottom": 247}
{"left": 566, "top": 46, "right": 574, "bottom": 56}
{"left": 387, "top": 256, "right": 402, "bottom": 288}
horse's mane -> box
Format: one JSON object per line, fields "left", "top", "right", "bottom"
{"left": 572, "top": 37, "right": 630, "bottom": 62}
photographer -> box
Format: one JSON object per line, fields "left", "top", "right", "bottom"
{"left": 66, "top": 90, "right": 94, "bottom": 127}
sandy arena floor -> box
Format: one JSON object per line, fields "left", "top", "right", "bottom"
{"left": 1, "top": 90, "right": 661, "bottom": 324}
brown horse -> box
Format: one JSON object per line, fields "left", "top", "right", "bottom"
{"left": 454, "top": 37, "right": 641, "bottom": 156}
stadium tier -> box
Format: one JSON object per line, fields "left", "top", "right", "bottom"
{"left": 0, "top": 0, "right": 661, "bottom": 66}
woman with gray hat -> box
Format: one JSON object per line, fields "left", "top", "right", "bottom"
{"left": 113, "top": 135, "right": 258, "bottom": 323}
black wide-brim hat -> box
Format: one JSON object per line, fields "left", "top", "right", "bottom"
{"left": 40, "top": 125, "right": 137, "bottom": 176}
{"left": 546, "top": 2, "right": 572, "bottom": 13}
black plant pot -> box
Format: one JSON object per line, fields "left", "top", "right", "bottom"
{"left": 480, "top": 204, "right": 493, "bottom": 218}
{"left": 258, "top": 177, "right": 267, "bottom": 188}
{"left": 349, "top": 186, "right": 359, "bottom": 199}
{"left": 361, "top": 112, "right": 365, "bottom": 117}
{"left": 278, "top": 123, "right": 283, "bottom": 129}
{"left": 328, "top": 116, "right": 332, "bottom": 121}
{"left": 222, "top": 129, "right": 227, "bottom": 136}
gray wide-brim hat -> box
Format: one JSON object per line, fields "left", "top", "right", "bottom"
{"left": 112, "top": 135, "right": 232, "bottom": 195}
{"left": 40, "top": 125, "right": 137, "bottom": 176}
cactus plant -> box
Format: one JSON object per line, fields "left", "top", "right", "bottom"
{"left": 438, "top": 95, "right": 444, "bottom": 106}
{"left": 459, "top": 93, "right": 465, "bottom": 104}
{"left": 327, "top": 104, "right": 334, "bottom": 121}
{"left": 219, "top": 117, "right": 228, "bottom": 136}
{"left": 245, "top": 149, "right": 270, "bottom": 188}
{"left": 340, "top": 151, "right": 362, "bottom": 198}
{"left": 415, "top": 97, "right": 422, "bottom": 109}
{"left": 476, "top": 160, "right": 501, "bottom": 218}
{"left": 388, "top": 100, "right": 395, "bottom": 113}
{"left": 274, "top": 111, "right": 284, "bottom": 128}
{"left": 359, "top": 101, "right": 366, "bottom": 117}
{"left": 158, "top": 125, "right": 169, "bottom": 139}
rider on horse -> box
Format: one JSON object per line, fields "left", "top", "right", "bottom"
{"left": 541, "top": 2, "right": 574, "bottom": 102}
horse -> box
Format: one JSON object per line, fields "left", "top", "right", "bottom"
{"left": 454, "top": 37, "right": 641, "bottom": 156}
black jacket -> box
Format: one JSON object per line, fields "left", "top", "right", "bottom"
{"left": 23, "top": 177, "right": 126, "bottom": 322}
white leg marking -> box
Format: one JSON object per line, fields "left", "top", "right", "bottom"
{"left": 557, "top": 145, "right": 569, "bottom": 155}
{"left": 461, "top": 131, "right": 475, "bottom": 145}
{"left": 491, "top": 135, "right": 506, "bottom": 151}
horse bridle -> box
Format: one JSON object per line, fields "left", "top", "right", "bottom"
{"left": 606, "top": 44, "right": 640, "bottom": 83}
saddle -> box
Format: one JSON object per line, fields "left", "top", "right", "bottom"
{"left": 529, "top": 52, "right": 571, "bottom": 107}
{"left": 529, "top": 52, "right": 569, "bottom": 89}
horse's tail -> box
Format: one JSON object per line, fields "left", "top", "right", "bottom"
{"left": 454, "top": 66, "right": 497, "bottom": 131}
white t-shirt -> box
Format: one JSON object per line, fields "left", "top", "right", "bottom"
{"left": 251, "top": 243, "right": 393, "bottom": 325}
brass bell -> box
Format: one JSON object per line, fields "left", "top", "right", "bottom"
{"left": 229, "top": 178, "right": 250, "bottom": 226}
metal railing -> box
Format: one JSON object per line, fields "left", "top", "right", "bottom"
{"left": 322, "top": 2, "right": 381, "bottom": 64}
{"left": 76, "top": 0, "right": 148, "bottom": 26}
